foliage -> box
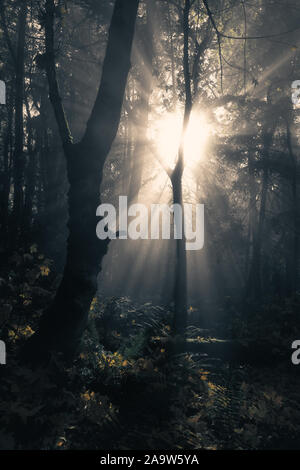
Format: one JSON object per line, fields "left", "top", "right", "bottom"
{"left": 1, "top": 283, "right": 300, "bottom": 449}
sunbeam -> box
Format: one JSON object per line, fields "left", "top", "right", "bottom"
{"left": 148, "top": 110, "right": 211, "bottom": 170}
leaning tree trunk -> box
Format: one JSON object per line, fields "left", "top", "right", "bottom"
{"left": 23, "top": 0, "right": 139, "bottom": 361}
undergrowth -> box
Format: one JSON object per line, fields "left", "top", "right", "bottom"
{"left": 0, "top": 249, "right": 300, "bottom": 449}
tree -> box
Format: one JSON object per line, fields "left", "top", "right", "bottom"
{"left": 12, "top": 2, "right": 27, "bottom": 227}
{"left": 23, "top": 0, "right": 140, "bottom": 361}
{"left": 171, "top": 0, "right": 192, "bottom": 338}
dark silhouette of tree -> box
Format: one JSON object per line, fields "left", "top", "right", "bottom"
{"left": 23, "top": 0, "right": 139, "bottom": 361}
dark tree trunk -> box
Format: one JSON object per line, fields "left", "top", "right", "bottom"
{"left": 23, "top": 0, "right": 139, "bottom": 361}
{"left": 23, "top": 99, "right": 36, "bottom": 238}
{"left": 245, "top": 151, "right": 257, "bottom": 284}
{"left": 166, "top": 2, "right": 177, "bottom": 108}
{"left": 286, "top": 120, "right": 299, "bottom": 293}
{"left": 171, "top": 155, "right": 187, "bottom": 336}
{"left": 12, "top": 2, "right": 27, "bottom": 232}
{"left": 0, "top": 86, "right": 13, "bottom": 246}
{"left": 171, "top": 0, "right": 192, "bottom": 338}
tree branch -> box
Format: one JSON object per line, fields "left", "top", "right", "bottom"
{"left": 202, "top": 0, "right": 300, "bottom": 40}
{"left": 202, "top": 0, "right": 223, "bottom": 93}
{"left": 81, "top": 0, "right": 140, "bottom": 153}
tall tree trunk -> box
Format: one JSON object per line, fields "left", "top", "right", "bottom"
{"left": 171, "top": 158, "right": 187, "bottom": 336}
{"left": 167, "top": 2, "right": 177, "bottom": 109}
{"left": 12, "top": 2, "right": 27, "bottom": 234}
{"left": 247, "top": 128, "right": 274, "bottom": 301}
{"left": 23, "top": 98, "right": 36, "bottom": 239}
{"left": 172, "top": 0, "right": 192, "bottom": 338}
{"left": 23, "top": 0, "right": 139, "bottom": 361}
{"left": 0, "top": 85, "right": 13, "bottom": 246}
{"left": 286, "top": 120, "right": 299, "bottom": 293}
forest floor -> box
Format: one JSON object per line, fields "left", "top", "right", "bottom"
{"left": 1, "top": 248, "right": 300, "bottom": 450}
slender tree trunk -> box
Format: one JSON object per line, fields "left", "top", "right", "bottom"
{"left": 286, "top": 120, "right": 299, "bottom": 293}
{"left": 172, "top": 0, "right": 192, "bottom": 338}
{"left": 0, "top": 86, "right": 13, "bottom": 246}
{"left": 23, "top": 0, "right": 139, "bottom": 361}
{"left": 23, "top": 98, "right": 36, "bottom": 238}
{"left": 167, "top": 2, "right": 177, "bottom": 109}
{"left": 245, "top": 152, "right": 257, "bottom": 282}
{"left": 247, "top": 128, "right": 274, "bottom": 301}
{"left": 12, "top": 2, "right": 27, "bottom": 233}
{"left": 171, "top": 157, "right": 187, "bottom": 336}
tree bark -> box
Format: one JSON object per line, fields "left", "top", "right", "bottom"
{"left": 286, "top": 120, "right": 299, "bottom": 293}
{"left": 12, "top": 2, "right": 27, "bottom": 233}
{"left": 171, "top": 0, "right": 192, "bottom": 338}
{"left": 247, "top": 127, "right": 274, "bottom": 301}
{"left": 23, "top": 97, "right": 36, "bottom": 237}
{"left": 0, "top": 86, "right": 13, "bottom": 246}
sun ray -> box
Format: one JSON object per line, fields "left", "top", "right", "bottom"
{"left": 148, "top": 109, "right": 212, "bottom": 171}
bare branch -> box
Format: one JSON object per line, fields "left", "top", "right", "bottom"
{"left": 202, "top": 0, "right": 300, "bottom": 40}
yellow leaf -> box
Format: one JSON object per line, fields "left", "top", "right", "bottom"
{"left": 40, "top": 266, "right": 50, "bottom": 276}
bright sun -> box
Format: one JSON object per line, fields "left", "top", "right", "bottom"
{"left": 149, "top": 110, "right": 211, "bottom": 170}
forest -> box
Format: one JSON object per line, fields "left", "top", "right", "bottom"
{"left": 1, "top": 0, "right": 300, "bottom": 453}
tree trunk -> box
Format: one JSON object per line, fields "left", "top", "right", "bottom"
{"left": 171, "top": 0, "right": 192, "bottom": 338}
{"left": 171, "top": 155, "right": 187, "bottom": 336}
{"left": 0, "top": 86, "right": 13, "bottom": 246}
{"left": 167, "top": 2, "right": 177, "bottom": 109}
{"left": 286, "top": 120, "right": 299, "bottom": 293}
{"left": 247, "top": 128, "right": 274, "bottom": 301}
{"left": 12, "top": 2, "right": 27, "bottom": 234}
{"left": 23, "top": 98, "right": 36, "bottom": 239}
